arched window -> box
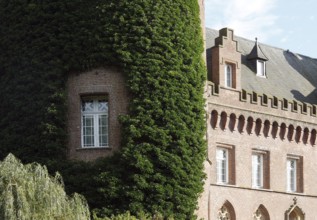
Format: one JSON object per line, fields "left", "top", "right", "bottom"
{"left": 253, "top": 204, "right": 270, "bottom": 220}
{"left": 225, "top": 64, "right": 233, "bottom": 88}
{"left": 285, "top": 198, "right": 305, "bottom": 220}
{"left": 218, "top": 201, "right": 236, "bottom": 220}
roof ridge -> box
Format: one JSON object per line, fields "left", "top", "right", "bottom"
{"left": 205, "top": 27, "right": 316, "bottom": 59}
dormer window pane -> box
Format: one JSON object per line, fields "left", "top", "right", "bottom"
{"left": 257, "top": 60, "right": 266, "bottom": 77}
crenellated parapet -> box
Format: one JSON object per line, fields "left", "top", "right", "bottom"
{"left": 206, "top": 82, "right": 317, "bottom": 146}
{"left": 206, "top": 81, "right": 317, "bottom": 122}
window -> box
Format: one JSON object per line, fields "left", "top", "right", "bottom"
{"left": 216, "top": 145, "right": 235, "bottom": 184}
{"left": 81, "top": 96, "right": 108, "bottom": 148}
{"left": 286, "top": 156, "right": 303, "bottom": 193}
{"left": 256, "top": 60, "right": 266, "bottom": 77}
{"left": 217, "top": 148, "right": 228, "bottom": 183}
{"left": 287, "top": 159, "right": 297, "bottom": 192}
{"left": 252, "top": 150, "right": 270, "bottom": 189}
{"left": 252, "top": 154, "right": 263, "bottom": 188}
{"left": 225, "top": 64, "right": 233, "bottom": 88}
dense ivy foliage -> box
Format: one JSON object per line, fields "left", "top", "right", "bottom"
{"left": 0, "top": 0, "right": 206, "bottom": 219}
{"left": 0, "top": 0, "right": 116, "bottom": 163}
{"left": 96, "top": 1, "right": 206, "bottom": 218}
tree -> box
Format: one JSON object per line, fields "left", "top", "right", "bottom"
{"left": 0, "top": 154, "right": 90, "bottom": 220}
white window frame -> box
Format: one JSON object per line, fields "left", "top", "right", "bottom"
{"left": 225, "top": 64, "right": 233, "bottom": 88}
{"left": 256, "top": 60, "right": 266, "bottom": 77}
{"left": 217, "top": 148, "right": 229, "bottom": 184}
{"left": 81, "top": 96, "right": 108, "bottom": 148}
{"left": 252, "top": 153, "right": 263, "bottom": 188}
{"left": 287, "top": 158, "right": 297, "bottom": 192}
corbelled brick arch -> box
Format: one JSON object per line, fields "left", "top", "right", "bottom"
{"left": 255, "top": 118, "right": 262, "bottom": 136}
{"left": 237, "top": 115, "right": 245, "bottom": 133}
{"left": 246, "top": 116, "right": 254, "bottom": 135}
{"left": 295, "top": 126, "right": 302, "bottom": 143}
{"left": 209, "top": 110, "right": 317, "bottom": 146}
{"left": 288, "top": 125, "right": 295, "bottom": 142}
{"left": 271, "top": 121, "right": 279, "bottom": 138}
{"left": 263, "top": 120, "right": 270, "bottom": 137}
{"left": 220, "top": 111, "right": 227, "bottom": 130}
{"left": 280, "top": 123, "right": 287, "bottom": 140}
{"left": 310, "top": 129, "right": 316, "bottom": 145}
{"left": 211, "top": 110, "right": 218, "bottom": 129}
{"left": 302, "top": 128, "right": 309, "bottom": 144}
{"left": 228, "top": 113, "right": 236, "bottom": 132}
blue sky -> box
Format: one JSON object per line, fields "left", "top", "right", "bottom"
{"left": 205, "top": 0, "right": 317, "bottom": 58}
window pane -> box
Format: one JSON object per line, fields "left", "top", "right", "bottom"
{"left": 252, "top": 154, "right": 263, "bottom": 187}
{"left": 217, "top": 149, "right": 227, "bottom": 183}
{"left": 287, "top": 159, "right": 297, "bottom": 192}
{"left": 257, "top": 60, "right": 265, "bottom": 76}
{"left": 83, "top": 115, "right": 94, "bottom": 147}
{"left": 98, "top": 100, "right": 108, "bottom": 112}
{"left": 82, "top": 100, "right": 94, "bottom": 112}
{"left": 84, "top": 136, "right": 94, "bottom": 147}
{"left": 99, "top": 115, "right": 108, "bottom": 146}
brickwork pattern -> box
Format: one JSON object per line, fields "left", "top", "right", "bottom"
{"left": 66, "top": 67, "right": 129, "bottom": 161}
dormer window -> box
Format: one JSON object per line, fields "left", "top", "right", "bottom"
{"left": 247, "top": 38, "right": 268, "bottom": 78}
{"left": 225, "top": 64, "right": 233, "bottom": 87}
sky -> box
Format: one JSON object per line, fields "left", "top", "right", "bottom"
{"left": 205, "top": 0, "right": 317, "bottom": 58}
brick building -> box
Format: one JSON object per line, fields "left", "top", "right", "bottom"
{"left": 197, "top": 27, "right": 317, "bottom": 219}
{"left": 65, "top": 1, "right": 317, "bottom": 219}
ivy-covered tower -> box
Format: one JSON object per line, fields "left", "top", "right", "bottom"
{"left": 0, "top": 0, "right": 208, "bottom": 219}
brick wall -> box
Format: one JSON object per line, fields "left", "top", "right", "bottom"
{"left": 195, "top": 86, "right": 317, "bottom": 219}
{"left": 66, "top": 67, "right": 129, "bottom": 161}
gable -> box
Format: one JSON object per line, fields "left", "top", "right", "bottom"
{"left": 206, "top": 28, "right": 317, "bottom": 104}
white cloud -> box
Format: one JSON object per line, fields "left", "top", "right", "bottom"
{"left": 205, "top": 0, "right": 282, "bottom": 43}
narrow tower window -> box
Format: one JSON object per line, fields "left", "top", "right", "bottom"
{"left": 225, "top": 64, "right": 233, "bottom": 88}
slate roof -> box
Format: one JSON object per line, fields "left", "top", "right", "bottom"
{"left": 206, "top": 28, "right": 317, "bottom": 104}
